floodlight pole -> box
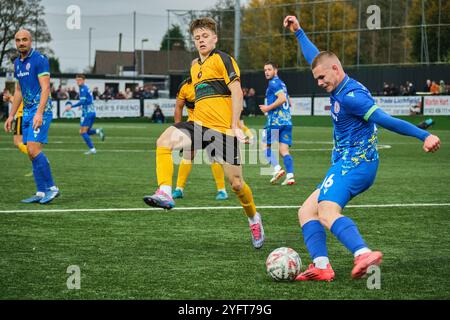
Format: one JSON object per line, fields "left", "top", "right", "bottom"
{"left": 234, "top": 0, "right": 240, "bottom": 61}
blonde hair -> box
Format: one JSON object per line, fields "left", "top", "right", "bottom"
{"left": 311, "top": 51, "right": 341, "bottom": 69}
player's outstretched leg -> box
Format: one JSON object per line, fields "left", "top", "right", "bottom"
{"left": 224, "top": 164, "right": 264, "bottom": 249}
{"left": 322, "top": 201, "right": 383, "bottom": 279}
{"left": 143, "top": 145, "right": 175, "bottom": 209}
{"left": 88, "top": 128, "right": 105, "bottom": 142}
{"left": 265, "top": 147, "right": 285, "bottom": 184}
{"left": 295, "top": 190, "right": 335, "bottom": 281}
{"left": 143, "top": 189, "right": 175, "bottom": 209}
{"left": 143, "top": 126, "right": 191, "bottom": 209}
{"left": 98, "top": 128, "right": 105, "bottom": 141}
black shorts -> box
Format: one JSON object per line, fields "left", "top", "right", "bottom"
{"left": 13, "top": 116, "right": 23, "bottom": 135}
{"left": 173, "top": 121, "right": 241, "bottom": 165}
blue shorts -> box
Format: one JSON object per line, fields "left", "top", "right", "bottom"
{"left": 80, "top": 113, "right": 96, "bottom": 128}
{"left": 22, "top": 112, "right": 53, "bottom": 145}
{"left": 263, "top": 125, "right": 292, "bottom": 146}
{"left": 317, "top": 159, "right": 379, "bottom": 208}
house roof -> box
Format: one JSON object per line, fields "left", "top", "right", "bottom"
{"left": 93, "top": 49, "right": 195, "bottom": 75}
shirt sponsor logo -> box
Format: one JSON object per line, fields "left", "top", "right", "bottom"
{"left": 17, "top": 71, "right": 30, "bottom": 78}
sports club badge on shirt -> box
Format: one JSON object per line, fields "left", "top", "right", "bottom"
{"left": 334, "top": 101, "right": 340, "bottom": 114}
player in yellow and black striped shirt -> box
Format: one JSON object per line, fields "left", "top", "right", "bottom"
{"left": 172, "top": 75, "right": 228, "bottom": 201}
{"left": 144, "top": 17, "right": 265, "bottom": 249}
{"left": 3, "top": 91, "right": 28, "bottom": 155}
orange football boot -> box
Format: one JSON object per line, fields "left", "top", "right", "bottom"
{"left": 351, "top": 251, "right": 383, "bottom": 279}
{"left": 295, "top": 263, "right": 335, "bottom": 282}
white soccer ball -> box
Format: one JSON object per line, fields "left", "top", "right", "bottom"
{"left": 266, "top": 247, "right": 302, "bottom": 281}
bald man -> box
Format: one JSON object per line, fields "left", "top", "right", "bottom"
{"left": 4, "top": 29, "right": 59, "bottom": 204}
{"left": 283, "top": 16, "right": 440, "bottom": 281}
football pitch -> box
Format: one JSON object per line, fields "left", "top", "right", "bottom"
{"left": 0, "top": 116, "right": 449, "bottom": 300}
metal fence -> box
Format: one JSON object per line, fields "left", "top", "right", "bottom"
{"left": 167, "top": 0, "right": 450, "bottom": 72}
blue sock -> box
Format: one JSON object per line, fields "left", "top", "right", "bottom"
{"left": 32, "top": 156, "right": 46, "bottom": 193}
{"left": 264, "top": 148, "right": 279, "bottom": 167}
{"left": 330, "top": 216, "right": 367, "bottom": 255}
{"left": 282, "top": 154, "right": 294, "bottom": 174}
{"left": 34, "top": 152, "right": 55, "bottom": 190}
{"left": 302, "top": 220, "right": 328, "bottom": 260}
{"left": 81, "top": 133, "right": 94, "bottom": 149}
{"left": 87, "top": 129, "right": 96, "bottom": 135}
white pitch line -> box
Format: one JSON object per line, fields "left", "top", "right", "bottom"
{"left": 0, "top": 145, "right": 394, "bottom": 153}
{"left": 1, "top": 203, "right": 449, "bottom": 214}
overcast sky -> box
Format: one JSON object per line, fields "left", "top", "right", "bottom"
{"left": 41, "top": 0, "right": 248, "bottom": 72}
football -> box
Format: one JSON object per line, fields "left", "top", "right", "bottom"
{"left": 266, "top": 247, "right": 302, "bottom": 281}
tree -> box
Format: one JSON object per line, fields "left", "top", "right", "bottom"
{"left": 0, "top": 0, "right": 53, "bottom": 70}
{"left": 240, "top": 0, "right": 357, "bottom": 69}
{"left": 48, "top": 57, "right": 61, "bottom": 74}
{"left": 160, "top": 24, "right": 187, "bottom": 51}
{"left": 209, "top": 0, "right": 236, "bottom": 58}
{"left": 409, "top": 0, "right": 450, "bottom": 63}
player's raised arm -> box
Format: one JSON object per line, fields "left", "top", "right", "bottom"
{"left": 284, "top": 15, "right": 320, "bottom": 66}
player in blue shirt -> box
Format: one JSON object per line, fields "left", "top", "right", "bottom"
{"left": 283, "top": 16, "right": 441, "bottom": 281}
{"left": 259, "top": 62, "right": 295, "bottom": 185}
{"left": 65, "top": 74, "right": 105, "bottom": 154}
{"left": 4, "top": 29, "right": 59, "bottom": 204}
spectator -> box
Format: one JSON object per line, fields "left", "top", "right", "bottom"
{"left": 152, "top": 85, "right": 159, "bottom": 99}
{"left": 389, "top": 83, "right": 398, "bottom": 96}
{"left": 406, "top": 81, "right": 416, "bottom": 95}
{"left": 439, "top": 80, "right": 446, "bottom": 95}
{"left": 430, "top": 81, "right": 440, "bottom": 95}
{"left": 133, "top": 87, "right": 142, "bottom": 99}
{"left": 125, "top": 87, "right": 133, "bottom": 99}
{"left": 69, "top": 86, "right": 79, "bottom": 99}
{"left": 1, "top": 88, "right": 10, "bottom": 119}
{"left": 246, "top": 88, "right": 258, "bottom": 116}
{"left": 100, "top": 86, "right": 113, "bottom": 100}
{"left": 143, "top": 87, "right": 152, "bottom": 99}
{"left": 92, "top": 87, "right": 100, "bottom": 100}
{"left": 151, "top": 104, "right": 165, "bottom": 123}
{"left": 242, "top": 88, "right": 249, "bottom": 116}
{"left": 399, "top": 84, "right": 407, "bottom": 96}
{"left": 115, "top": 91, "right": 126, "bottom": 99}
{"left": 57, "top": 87, "right": 69, "bottom": 100}
{"left": 423, "top": 79, "right": 431, "bottom": 92}
{"left": 383, "top": 82, "right": 390, "bottom": 96}
{"left": 50, "top": 85, "right": 58, "bottom": 100}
